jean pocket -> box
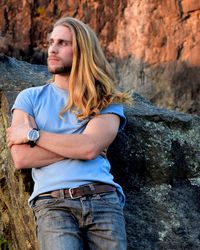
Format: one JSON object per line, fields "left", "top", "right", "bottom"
{"left": 32, "top": 198, "right": 59, "bottom": 214}
{"left": 97, "top": 192, "right": 121, "bottom": 206}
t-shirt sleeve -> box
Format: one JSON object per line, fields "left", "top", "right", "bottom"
{"left": 100, "top": 103, "right": 126, "bottom": 131}
{"left": 11, "top": 89, "right": 34, "bottom": 117}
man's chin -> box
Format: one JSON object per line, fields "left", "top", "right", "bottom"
{"left": 48, "top": 66, "right": 71, "bottom": 74}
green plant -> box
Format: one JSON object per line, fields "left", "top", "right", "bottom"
{"left": 0, "top": 237, "right": 9, "bottom": 250}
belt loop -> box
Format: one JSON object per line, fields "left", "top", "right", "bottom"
{"left": 30, "top": 198, "right": 36, "bottom": 207}
{"left": 89, "top": 184, "right": 95, "bottom": 192}
{"left": 59, "top": 189, "right": 65, "bottom": 198}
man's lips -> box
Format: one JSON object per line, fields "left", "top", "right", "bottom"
{"left": 48, "top": 57, "right": 61, "bottom": 67}
{"left": 48, "top": 57, "right": 60, "bottom": 62}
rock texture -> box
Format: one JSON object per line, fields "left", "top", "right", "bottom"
{"left": 0, "top": 55, "right": 49, "bottom": 250}
{"left": 0, "top": 0, "right": 200, "bottom": 115}
{"left": 1, "top": 56, "right": 200, "bottom": 249}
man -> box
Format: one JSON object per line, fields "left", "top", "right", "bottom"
{"left": 6, "top": 17, "right": 132, "bottom": 250}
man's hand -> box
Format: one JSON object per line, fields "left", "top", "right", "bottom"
{"left": 6, "top": 115, "right": 33, "bottom": 148}
{"left": 7, "top": 109, "right": 65, "bottom": 169}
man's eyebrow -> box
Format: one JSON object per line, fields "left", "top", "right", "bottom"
{"left": 48, "top": 37, "right": 72, "bottom": 43}
{"left": 58, "top": 39, "right": 72, "bottom": 43}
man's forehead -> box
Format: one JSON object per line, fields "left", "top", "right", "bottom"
{"left": 48, "top": 26, "right": 72, "bottom": 40}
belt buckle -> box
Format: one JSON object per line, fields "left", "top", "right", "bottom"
{"left": 69, "top": 187, "right": 82, "bottom": 199}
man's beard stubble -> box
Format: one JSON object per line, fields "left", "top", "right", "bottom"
{"left": 48, "top": 65, "right": 72, "bottom": 75}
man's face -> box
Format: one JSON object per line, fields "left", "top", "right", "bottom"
{"left": 47, "top": 25, "right": 73, "bottom": 75}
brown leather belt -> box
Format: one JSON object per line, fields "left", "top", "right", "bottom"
{"left": 36, "top": 184, "right": 116, "bottom": 200}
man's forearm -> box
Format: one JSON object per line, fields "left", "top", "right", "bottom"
{"left": 37, "top": 131, "right": 94, "bottom": 160}
{"left": 7, "top": 113, "right": 119, "bottom": 161}
{"left": 36, "top": 114, "right": 120, "bottom": 160}
{"left": 11, "top": 144, "right": 65, "bottom": 169}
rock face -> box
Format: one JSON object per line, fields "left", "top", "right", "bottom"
{"left": 0, "top": 1, "right": 200, "bottom": 115}
{"left": 1, "top": 56, "right": 200, "bottom": 249}
{"left": 0, "top": 55, "right": 49, "bottom": 250}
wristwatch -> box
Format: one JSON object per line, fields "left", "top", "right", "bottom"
{"left": 27, "top": 128, "right": 40, "bottom": 148}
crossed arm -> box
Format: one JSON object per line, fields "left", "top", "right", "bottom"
{"left": 6, "top": 109, "right": 120, "bottom": 169}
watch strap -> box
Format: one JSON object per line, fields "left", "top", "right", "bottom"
{"left": 27, "top": 140, "right": 36, "bottom": 148}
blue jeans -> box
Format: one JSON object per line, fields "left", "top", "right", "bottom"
{"left": 32, "top": 191, "right": 127, "bottom": 250}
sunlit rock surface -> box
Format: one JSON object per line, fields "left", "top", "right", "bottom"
{"left": 0, "top": 1, "right": 200, "bottom": 115}
{"left": 1, "top": 56, "right": 200, "bottom": 249}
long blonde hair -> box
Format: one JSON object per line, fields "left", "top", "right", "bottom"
{"left": 53, "top": 17, "right": 132, "bottom": 120}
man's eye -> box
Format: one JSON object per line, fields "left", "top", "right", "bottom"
{"left": 47, "top": 40, "right": 71, "bottom": 47}
{"left": 60, "top": 41, "right": 68, "bottom": 46}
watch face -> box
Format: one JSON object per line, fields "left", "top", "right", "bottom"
{"left": 27, "top": 129, "right": 39, "bottom": 142}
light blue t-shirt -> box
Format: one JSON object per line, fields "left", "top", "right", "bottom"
{"left": 12, "top": 83, "right": 126, "bottom": 207}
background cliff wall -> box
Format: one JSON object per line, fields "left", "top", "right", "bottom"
{"left": 1, "top": 1, "right": 200, "bottom": 249}
{"left": 0, "top": 0, "right": 200, "bottom": 114}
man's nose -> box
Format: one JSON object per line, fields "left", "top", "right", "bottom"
{"left": 48, "top": 43, "right": 58, "bottom": 54}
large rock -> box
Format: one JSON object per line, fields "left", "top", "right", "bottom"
{"left": 1, "top": 56, "right": 200, "bottom": 249}
{"left": 0, "top": 55, "right": 50, "bottom": 250}
{"left": 0, "top": 1, "right": 200, "bottom": 115}
{"left": 109, "top": 95, "right": 200, "bottom": 249}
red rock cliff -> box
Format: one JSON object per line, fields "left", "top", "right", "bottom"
{"left": 0, "top": 0, "right": 200, "bottom": 113}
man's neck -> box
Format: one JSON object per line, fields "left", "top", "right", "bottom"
{"left": 54, "top": 74, "right": 69, "bottom": 91}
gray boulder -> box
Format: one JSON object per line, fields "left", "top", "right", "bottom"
{"left": 108, "top": 94, "right": 200, "bottom": 249}
{"left": 0, "top": 55, "right": 200, "bottom": 250}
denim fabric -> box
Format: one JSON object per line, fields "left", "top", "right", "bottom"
{"left": 32, "top": 191, "right": 127, "bottom": 250}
